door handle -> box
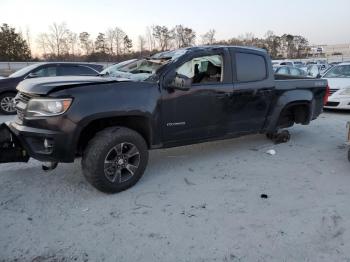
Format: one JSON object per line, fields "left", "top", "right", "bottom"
{"left": 259, "top": 88, "right": 275, "bottom": 94}
{"left": 215, "top": 92, "right": 232, "bottom": 99}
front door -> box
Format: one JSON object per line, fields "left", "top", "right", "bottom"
{"left": 161, "top": 52, "right": 231, "bottom": 144}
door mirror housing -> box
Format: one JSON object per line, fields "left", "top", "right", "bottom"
{"left": 167, "top": 73, "right": 192, "bottom": 91}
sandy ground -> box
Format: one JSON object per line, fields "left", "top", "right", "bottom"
{"left": 1, "top": 111, "right": 350, "bottom": 262}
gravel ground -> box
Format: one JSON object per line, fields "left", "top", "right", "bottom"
{"left": 1, "top": 111, "right": 350, "bottom": 262}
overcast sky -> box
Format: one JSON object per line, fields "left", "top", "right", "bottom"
{"left": 1, "top": 0, "right": 350, "bottom": 51}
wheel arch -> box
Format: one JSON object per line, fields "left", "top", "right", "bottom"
{"left": 75, "top": 115, "right": 153, "bottom": 155}
{"left": 265, "top": 89, "right": 314, "bottom": 132}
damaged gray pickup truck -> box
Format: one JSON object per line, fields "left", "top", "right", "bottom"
{"left": 0, "top": 46, "right": 329, "bottom": 193}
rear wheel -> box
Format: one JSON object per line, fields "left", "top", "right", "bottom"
{"left": 266, "top": 130, "right": 291, "bottom": 144}
{"left": 0, "top": 92, "right": 16, "bottom": 115}
{"left": 82, "top": 126, "right": 149, "bottom": 193}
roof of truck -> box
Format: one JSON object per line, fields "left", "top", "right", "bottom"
{"left": 185, "top": 45, "right": 267, "bottom": 53}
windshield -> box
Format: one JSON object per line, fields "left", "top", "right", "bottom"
{"left": 101, "top": 49, "right": 188, "bottom": 81}
{"left": 323, "top": 65, "right": 350, "bottom": 78}
{"left": 9, "top": 64, "right": 39, "bottom": 78}
{"left": 100, "top": 59, "right": 137, "bottom": 76}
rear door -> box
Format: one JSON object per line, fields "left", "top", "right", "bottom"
{"left": 226, "top": 50, "right": 275, "bottom": 133}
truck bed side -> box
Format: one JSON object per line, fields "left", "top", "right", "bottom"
{"left": 264, "top": 77, "right": 328, "bottom": 132}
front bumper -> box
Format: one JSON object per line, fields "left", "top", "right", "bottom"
{"left": 0, "top": 123, "right": 29, "bottom": 163}
{"left": 0, "top": 121, "right": 76, "bottom": 163}
{"left": 324, "top": 96, "right": 350, "bottom": 110}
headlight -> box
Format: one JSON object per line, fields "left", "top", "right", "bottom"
{"left": 339, "top": 88, "right": 350, "bottom": 96}
{"left": 26, "top": 98, "right": 73, "bottom": 117}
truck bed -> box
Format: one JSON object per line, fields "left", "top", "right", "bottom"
{"left": 274, "top": 74, "right": 328, "bottom": 90}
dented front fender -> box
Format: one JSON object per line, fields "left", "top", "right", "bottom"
{"left": 0, "top": 123, "right": 29, "bottom": 163}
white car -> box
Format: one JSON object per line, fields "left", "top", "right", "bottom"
{"left": 323, "top": 63, "right": 350, "bottom": 109}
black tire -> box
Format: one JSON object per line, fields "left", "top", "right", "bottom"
{"left": 0, "top": 92, "right": 16, "bottom": 115}
{"left": 266, "top": 132, "right": 275, "bottom": 140}
{"left": 274, "top": 130, "right": 291, "bottom": 144}
{"left": 348, "top": 149, "right": 350, "bottom": 162}
{"left": 82, "top": 126, "right": 149, "bottom": 193}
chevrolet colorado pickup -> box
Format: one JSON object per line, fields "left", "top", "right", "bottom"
{"left": 0, "top": 46, "right": 329, "bottom": 193}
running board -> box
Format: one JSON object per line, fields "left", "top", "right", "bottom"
{"left": 0, "top": 123, "right": 29, "bottom": 163}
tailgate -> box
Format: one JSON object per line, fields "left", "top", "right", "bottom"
{"left": 0, "top": 123, "right": 29, "bottom": 163}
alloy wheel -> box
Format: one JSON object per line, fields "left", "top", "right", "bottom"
{"left": 104, "top": 142, "right": 141, "bottom": 183}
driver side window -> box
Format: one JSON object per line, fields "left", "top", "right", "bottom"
{"left": 176, "top": 55, "right": 223, "bottom": 84}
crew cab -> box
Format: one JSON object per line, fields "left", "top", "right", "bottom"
{"left": 0, "top": 46, "right": 328, "bottom": 193}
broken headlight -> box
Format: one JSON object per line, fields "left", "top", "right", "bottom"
{"left": 26, "top": 98, "right": 73, "bottom": 117}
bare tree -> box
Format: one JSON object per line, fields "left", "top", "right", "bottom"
{"left": 24, "top": 26, "right": 32, "bottom": 57}
{"left": 146, "top": 26, "right": 155, "bottom": 51}
{"left": 114, "top": 27, "right": 126, "bottom": 57}
{"left": 152, "top": 25, "right": 174, "bottom": 51}
{"left": 106, "top": 28, "right": 116, "bottom": 55}
{"left": 67, "top": 31, "right": 79, "bottom": 56}
{"left": 201, "top": 29, "right": 216, "bottom": 45}
{"left": 47, "top": 22, "right": 69, "bottom": 56}
{"left": 174, "top": 25, "right": 196, "bottom": 48}
{"left": 105, "top": 27, "right": 126, "bottom": 57}
{"left": 36, "top": 33, "right": 48, "bottom": 57}
{"left": 138, "top": 35, "right": 146, "bottom": 54}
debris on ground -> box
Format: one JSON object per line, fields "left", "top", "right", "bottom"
{"left": 184, "top": 177, "right": 196, "bottom": 186}
{"left": 266, "top": 149, "right": 276, "bottom": 155}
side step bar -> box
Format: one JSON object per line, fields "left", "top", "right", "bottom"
{"left": 0, "top": 123, "right": 29, "bottom": 163}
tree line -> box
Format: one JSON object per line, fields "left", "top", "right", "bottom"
{"left": 0, "top": 22, "right": 310, "bottom": 62}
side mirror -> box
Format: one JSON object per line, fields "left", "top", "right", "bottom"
{"left": 26, "top": 73, "right": 39, "bottom": 79}
{"left": 167, "top": 74, "right": 192, "bottom": 91}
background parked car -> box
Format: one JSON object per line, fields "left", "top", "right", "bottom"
{"left": 303, "top": 64, "right": 321, "bottom": 78}
{"left": 274, "top": 66, "right": 308, "bottom": 77}
{"left": 0, "top": 62, "right": 104, "bottom": 114}
{"left": 323, "top": 62, "right": 350, "bottom": 109}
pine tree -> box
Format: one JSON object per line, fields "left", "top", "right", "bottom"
{"left": 0, "top": 23, "right": 31, "bottom": 61}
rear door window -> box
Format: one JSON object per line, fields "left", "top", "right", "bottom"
{"left": 59, "top": 65, "right": 97, "bottom": 76}
{"left": 235, "top": 53, "right": 267, "bottom": 82}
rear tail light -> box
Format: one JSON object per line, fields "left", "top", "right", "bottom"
{"left": 324, "top": 85, "right": 330, "bottom": 105}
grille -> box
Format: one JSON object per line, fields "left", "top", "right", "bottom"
{"left": 329, "top": 89, "right": 338, "bottom": 96}
{"left": 14, "top": 92, "right": 33, "bottom": 121}
{"left": 16, "top": 92, "right": 32, "bottom": 104}
{"left": 325, "top": 101, "right": 340, "bottom": 107}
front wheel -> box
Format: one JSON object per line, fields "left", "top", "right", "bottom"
{"left": 0, "top": 92, "right": 16, "bottom": 115}
{"left": 82, "top": 127, "right": 149, "bottom": 193}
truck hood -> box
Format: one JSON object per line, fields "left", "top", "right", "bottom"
{"left": 16, "top": 76, "right": 131, "bottom": 95}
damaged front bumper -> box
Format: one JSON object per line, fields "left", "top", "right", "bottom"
{"left": 0, "top": 123, "right": 29, "bottom": 163}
